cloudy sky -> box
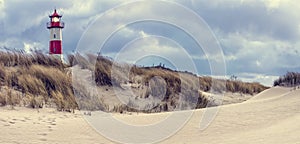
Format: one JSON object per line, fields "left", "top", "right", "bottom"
{"left": 1, "top": 0, "right": 300, "bottom": 86}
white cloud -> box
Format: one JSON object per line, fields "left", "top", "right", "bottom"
{"left": 114, "top": 36, "right": 182, "bottom": 63}
{"left": 209, "top": 73, "right": 278, "bottom": 86}
{"left": 219, "top": 30, "right": 300, "bottom": 74}
{"left": 264, "top": 0, "right": 282, "bottom": 10}
{"left": 0, "top": 38, "right": 46, "bottom": 53}
{"left": 23, "top": 42, "right": 45, "bottom": 53}
{"left": 139, "top": 31, "right": 148, "bottom": 38}
{"left": 255, "top": 60, "right": 261, "bottom": 67}
{"left": 63, "top": 1, "right": 96, "bottom": 17}
{"left": 0, "top": 0, "right": 5, "bottom": 18}
{"left": 0, "top": 38, "right": 23, "bottom": 50}
{"left": 110, "top": 35, "right": 198, "bottom": 73}
{"left": 1, "top": 0, "right": 300, "bottom": 85}
{"left": 236, "top": 73, "right": 279, "bottom": 86}
{"left": 117, "top": 27, "right": 149, "bottom": 39}
{"left": 192, "top": 0, "right": 243, "bottom": 8}
{"left": 62, "top": 0, "right": 121, "bottom": 18}
{"left": 226, "top": 55, "right": 237, "bottom": 61}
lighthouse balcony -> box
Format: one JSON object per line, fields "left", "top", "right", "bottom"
{"left": 47, "top": 22, "right": 65, "bottom": 29}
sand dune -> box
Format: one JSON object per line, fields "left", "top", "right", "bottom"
{"left": 249, "top": 86, "right": 292, "bottom": 101}
{"left": 0, "top": 87, "right": 299, "bottom": 144}
{"left": 164, "top": 87, "right": 300, "bottom": 144}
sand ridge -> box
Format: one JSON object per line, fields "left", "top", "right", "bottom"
{"left": 0, "top": 87, "right": 299, "bottom": 144}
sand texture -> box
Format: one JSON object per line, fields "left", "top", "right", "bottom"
{"left": 0, "top": 86, "right": 299, "bottom": 144}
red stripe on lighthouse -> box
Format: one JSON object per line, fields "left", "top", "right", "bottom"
{"left": 49, "top": 40, "right": 62, "bottom": 54}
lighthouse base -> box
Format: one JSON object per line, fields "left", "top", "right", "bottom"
{"left": 50, "top": 54, "right": 64, "bottom": 63}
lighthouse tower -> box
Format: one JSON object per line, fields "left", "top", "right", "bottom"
{"left": 47, "top": 9, "right": 64, "bottom": 61}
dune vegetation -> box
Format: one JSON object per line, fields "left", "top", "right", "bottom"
{"left": 274, "top": 72, "right": 300, "bottom": 87}
{"left": 0, "top": 51, "right": 76, "bottom": 112}
{"left": 0, "top": 51, "right": 268, "bottom": 113}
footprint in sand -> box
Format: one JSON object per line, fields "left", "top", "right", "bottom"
{"left": 19, "top": 119, "right": 26, "bottom": 122}
{"left": 37, "top": 133, "right": 48, "bottom": 136}
{"left": 46, "top": 118, "right": 56, "bottom": 123}
{"left": 38, "top": 132, "right": 48, "bottom": 142}
{"left": 24, "top": 117, "right": 31, "bottom": 121}
{"left": 48, "top": 126, "right": 53, "bottom": 131}
{"left": 50, "top": 122, "right": 56, "bottom": 126}
{"left": 9, "top": 121, "right": 15, "bottom": 124}
{"left": 12, "top": 118, "right": 26, "bottom": 123}
{"left": 0, "top": 119, "right": 7, "bottom": 123}
{"left": 33, "top": 122, "right": 41, "bottom": 125}
{"left": 39, "top": 138, "right": 47, "bottom": 142}
{"left": 46, "top": 118, "right": 57, "bottom": 126}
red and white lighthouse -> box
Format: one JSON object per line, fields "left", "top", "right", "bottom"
{"left": 47, "top": 9, "right": 64, "bottom": 61}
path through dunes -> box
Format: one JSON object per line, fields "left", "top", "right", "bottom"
{"left": 0, "top": 87, "right": 299, "bottom": 144}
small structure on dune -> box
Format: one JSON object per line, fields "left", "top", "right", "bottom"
{"left": 47, "top": 9, "right": 64, "bottom": 61}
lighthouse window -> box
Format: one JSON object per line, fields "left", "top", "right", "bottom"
{"left": 54, "top": 34, "right": 56, "bottom": 38}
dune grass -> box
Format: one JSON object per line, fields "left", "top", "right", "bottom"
{"left": 0, "top": 51, "right": 268, "bottom": 113}
{"left": 0, "top": 51, "right": 76, "bottom": 111}
{"left": 274, "top": 72, "right": 300, "bottom": 87}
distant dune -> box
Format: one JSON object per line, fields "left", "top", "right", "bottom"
{"left": 1, "top": 86, "right": 299, "bottom": 144}
{"left": 0, "top": 51, "right": 268, "bottom": 113}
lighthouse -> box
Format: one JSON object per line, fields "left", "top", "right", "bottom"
{"left": 47, "top": 9, "right": 64, "bottom": 61}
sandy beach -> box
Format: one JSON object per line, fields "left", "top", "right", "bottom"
{"left": 1, "top": 86, "right": 299, "bottom": 144}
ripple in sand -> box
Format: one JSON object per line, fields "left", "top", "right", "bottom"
{"left": 19, "top": 119, "right": 26, "bottom": 122}
{"left": 0, "top": 119, "right": 7, "bottom": 123}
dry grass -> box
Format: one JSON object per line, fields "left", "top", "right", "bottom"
{"left": 226, "top": 80, "right": 268, "bottom": 95}
{"left": 142, "top": 67, "right": 182, "bottom": 98}
{"left": 0, "top": 51, "right": 268, "bottom": 113}
{"left": 78, "top": 54, "right": 267, "bottom": 112}
{"left": 0, "top": 51, "right": 76, "bottom": 111}
{"left": 0, "top": 51, "right": 65, "bottom": 68}
{"left": 94, "top": 56, "right": 113, "bottom": 86}
{"left": 72, "top": 80, "right": 108, "bottom": 111}
{"left": 0, "top": 63, "right": 6, "bottom": 85}
{"left": 274, "top": 72, "right": 300, "bottom": 87}
{"left": 199, "top": 76, "right": 212, "bottom": 92}
{"left": 0, "top": 87, "right": 22, "bottom": 108}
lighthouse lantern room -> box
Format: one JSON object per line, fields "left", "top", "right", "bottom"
{"left": 47, "top": 9, "right": 64, "bottom": 61}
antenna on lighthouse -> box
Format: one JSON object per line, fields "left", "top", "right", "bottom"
{"left": 47, "top": 8, "right": 64, "bottom": 62}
